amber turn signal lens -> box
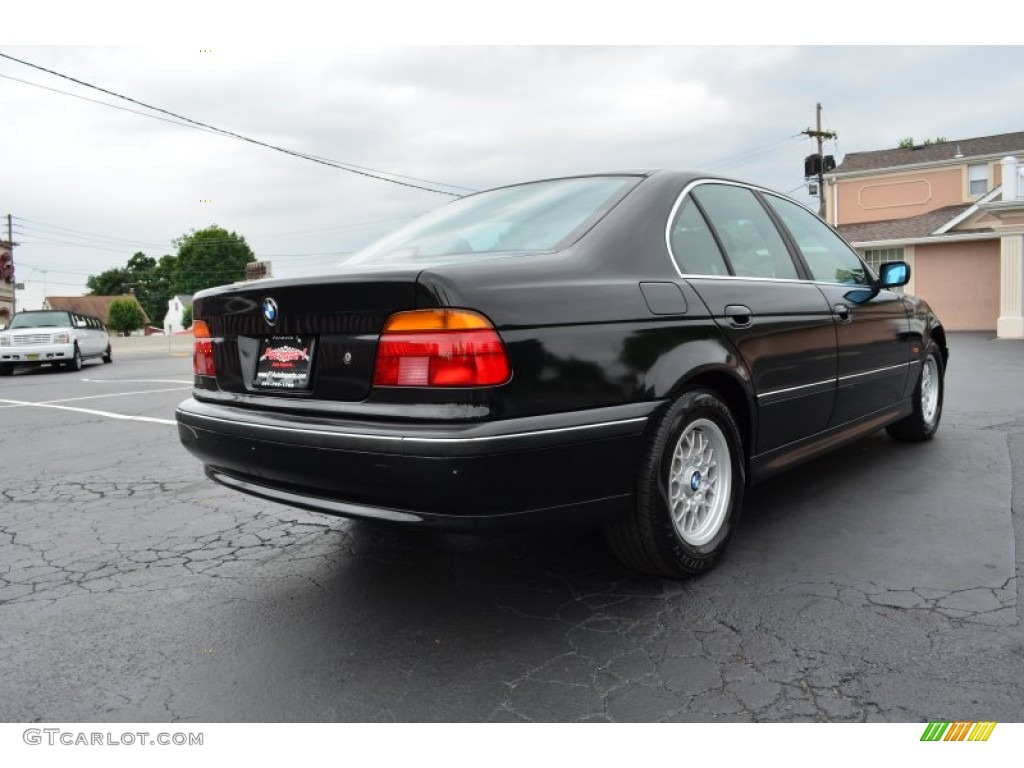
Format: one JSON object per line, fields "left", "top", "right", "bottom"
{"left": 381, "top": 309, "right": 493, "bottom": 333}
{"left": 192, "top": 320, "right": 212, "bottom": 339}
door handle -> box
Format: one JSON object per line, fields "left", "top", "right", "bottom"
{"left": 833, "top": 303, "right": 851, "bottom": 322}
{"left": 724, "top": 304, "right": 753, "bottom": 327}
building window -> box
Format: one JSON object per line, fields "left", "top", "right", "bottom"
{"left": 968, "top": 163, "right": 989, "bottom": 196}
{"left": 862, "top": 247, "right": 905, "bottom": 292}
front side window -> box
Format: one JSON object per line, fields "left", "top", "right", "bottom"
{"left": 342, "top": 176, "right": 640, "bottom": 267}
{"left": 690, "top": 184, "right": 798, "bottom": 280}
{"left": 763, "top": 194, "right": 868, "bottom": 285}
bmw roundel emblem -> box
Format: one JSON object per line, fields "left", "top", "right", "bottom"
{"left": 262, "top": 297, "right": 278, "bottom": 326}
{"left": 690, "top": 471, "right": 702, "bottom": 492}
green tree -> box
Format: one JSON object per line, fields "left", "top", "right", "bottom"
{"left": 181, "top": 303, "right": 193, "bottom": 329}
{"left": 145, "top": 254, "right": 178, "bottom": 329}
{"left": 87, "top": 251, "right": 180, "bottom": 326}
{"left": 86, "top": 267, "right": 131, "bottom": 295}
{"left": 898, "top": 136, "right": 948, "bottom": 149}
{"left": 107, "top": 298, "right": 146, "bottom": 336}
{"left": 172, "top": 225, "right": 254, "bottom": 294}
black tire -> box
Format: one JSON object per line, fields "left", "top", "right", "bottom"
{"left": 605, "top": 388, "right": 745, "bottom": 578}
{"left": 0, "top": 364, "right": 12, "bottom": 377}
{"left": 102, "top": 345, "right": 112, "bottom": 364}
{"left": 886, "top": 340, "right": 944, "bottom": 442}
{"left": 66, "top": 345, "right": 83, "bottom": 372}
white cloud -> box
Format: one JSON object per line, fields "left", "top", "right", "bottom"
{"left": 1, "top": 45, "right": 1022, "bottom": 312}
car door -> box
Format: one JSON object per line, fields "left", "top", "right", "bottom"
{"left": 79, "top": 314, "right": 97, "bottom": 355}
{"left": 761, "top": 192, "right": 912, "bottom": 426}
{"left": 669, "top": 182, "right": 838, "bottom": 455}
{"left": 80, "top": 314, "right": 100, "bottom": 355}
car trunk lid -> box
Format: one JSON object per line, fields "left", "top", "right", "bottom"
{"left": 195, "top": 269, "right": 422, "bottom": 402}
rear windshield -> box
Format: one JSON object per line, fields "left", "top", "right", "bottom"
{"left": 341, "top": 176, "right": 639, "bottom": 267}
{"left": 8, "top": 311, "right": 72, "bottom": 329}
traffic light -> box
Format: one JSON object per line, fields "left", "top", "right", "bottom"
{"left": 804, "top": 154, "right": 837, "bottom": 178}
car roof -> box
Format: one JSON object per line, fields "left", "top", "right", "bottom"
{"left": 472, "top": 169, "right": 789, "bottom": 196}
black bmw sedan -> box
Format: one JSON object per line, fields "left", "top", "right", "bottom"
{"left": 176, "top": 171, "right": 947, "bottom": 578}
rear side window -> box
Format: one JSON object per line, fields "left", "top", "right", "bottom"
{"left": 668, "top": 199, "right": 730, "bottom": 276}
{"left": 763, "top": 194, "right": 869, "bottom": 285}
{"left": 691, "top": 184, "right": 798, "bottom": 280}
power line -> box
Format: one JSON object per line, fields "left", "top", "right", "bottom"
{"left": 13, "top": 214, "right": 417, "bottom": 249}
{"left": 0, "top": 72, "right": 225, "bottom": 138}
{"left": 0, "top": 51, "right": 474, "bottom": 197}
{"left": 12, "top": 233, "right": 146, "bottom": 255}
{"left": 12, "top": 210, "right": 419, "bottom": 256}
{"left": 703, "top": 135, "right": 804, "bottom": 172}
{"left": 13, "top": 220, "right": 168, "bottom": 249}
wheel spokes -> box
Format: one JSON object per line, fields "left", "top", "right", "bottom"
{"left": 666, "top": 419, "right": 733, "bottom": 546}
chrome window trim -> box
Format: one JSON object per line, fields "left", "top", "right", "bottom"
{"left": 665, "top": 178, "right": 795, "bottom": 281}
{"left": 665, "top": 178, "right": 879, "bottom": 287}
{"left": 685, "top": 275, "right": 815, "bottom": 286}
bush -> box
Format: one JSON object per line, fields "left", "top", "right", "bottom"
{"left": 107, "top": 299, "right": 146, "bottom": 336}
{"left": 181, "top": 303, "right": 192, "bottom": 330}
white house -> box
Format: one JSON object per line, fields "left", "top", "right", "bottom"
{"left": 163, "top": 294, "right": 194, "bottom": 334}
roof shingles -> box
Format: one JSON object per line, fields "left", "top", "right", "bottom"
{"left": 44, "top": 295, "right": 151, "bottom": 324}
{"left": 837, "top": 204, "right": 982, "bottom": 243}
{"left": 834, "top": 131, "right": 1024, "bottom": 175}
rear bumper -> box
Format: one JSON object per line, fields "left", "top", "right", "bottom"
{"left": 176, "top": 397, "right": 659, "bottom": 530}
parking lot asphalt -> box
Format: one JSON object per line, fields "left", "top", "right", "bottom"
{"left": 0, "top": 333, "right": 1021, "bottom": 722}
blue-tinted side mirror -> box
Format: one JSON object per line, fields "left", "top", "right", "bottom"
{"left": 879, "top": 261, "right": 910, "bottom": 288}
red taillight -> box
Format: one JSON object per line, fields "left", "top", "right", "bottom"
{"left": 193, "top": 320, "right": 216, "bottom": 377}
{"left": 372, "top": 310, "right": 511, "bottom": 387}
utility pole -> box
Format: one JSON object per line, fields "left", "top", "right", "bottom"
{"left": 801, "top": 103, "right": 837, "bottom": 218}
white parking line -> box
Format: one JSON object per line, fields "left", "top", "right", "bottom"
{"left": 80, "top": 378, "right": 192, "bottom": 384}
{"left": 0, "top": 398, "right": 177, "bottom": 425}
{"left": 0, "top": 387, "right": 190, "bottom": 408}
{"left": 39, "top": 386, "right": 192, "bottom": 404}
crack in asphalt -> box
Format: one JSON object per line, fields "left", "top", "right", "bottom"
{"left": 1, "top": 467, "right": 1021, "bottom": 722}
{"left": 2, "top": 338, "right": 1022, "bottom": 722}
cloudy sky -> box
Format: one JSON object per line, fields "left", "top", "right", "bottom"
{"left": 3, "top": 43, "right": 1023, "bottom": 313}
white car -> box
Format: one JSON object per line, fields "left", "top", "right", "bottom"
{"left": 0, "top": 310, "right": 112, "bottom": 375}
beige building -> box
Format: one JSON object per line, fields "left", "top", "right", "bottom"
{"left": 825, "top": 131, "right": 1024, "bottom": 337}
{"left": 0, "top": 241, "right": 13, "bottom": 326}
